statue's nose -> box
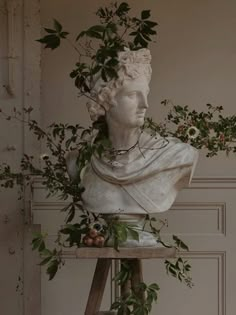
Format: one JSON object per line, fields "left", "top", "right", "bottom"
{"left": 140, "top": 95, "right": 149, "bottom": 109}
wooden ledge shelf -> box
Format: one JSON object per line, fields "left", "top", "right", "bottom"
{"left": 73, "top": 246, "right": 176, "bottom": 259}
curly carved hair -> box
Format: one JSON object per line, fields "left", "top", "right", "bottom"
{"left": 87, "top": 48, "right": 152, "bottom": 122}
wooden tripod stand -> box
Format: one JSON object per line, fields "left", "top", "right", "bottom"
{"left": 75, "top": 247, "right": 176, "bottom": 315}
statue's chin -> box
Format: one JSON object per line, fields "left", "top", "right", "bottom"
{"left": 123, "top": 117, "right": 145, "bottom": 128}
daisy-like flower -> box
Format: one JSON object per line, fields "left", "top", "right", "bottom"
{"left": 186, "top": 126, "right": 200, "bottom": 139}
{"left": 89, "top": 221, "right": 103, "bottom": 232}
{"left": 40, "top": 153, "right": 49, "bottom": 160}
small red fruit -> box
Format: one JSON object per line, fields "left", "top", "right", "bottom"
{"left": 94, "top": 235, "right": 105, "bottom": 247}
{"left": 83, "top": 236, "right": 94, "bottom": 247}
{"left": 89, "top": 228, "right": 98, "bottom": 239}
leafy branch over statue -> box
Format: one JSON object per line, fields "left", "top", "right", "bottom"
{"left": 0, "top": 2, "right": 236, "bottom": 315}
{"left": 37, "top": 2, "right": 158, "bottom": 96}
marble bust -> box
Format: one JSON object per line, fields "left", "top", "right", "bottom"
{"left": 66, "top": 48, "right": 199, "bottom": 246}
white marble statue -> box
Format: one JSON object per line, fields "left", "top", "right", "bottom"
{"left": 66, "top": 48, "right": 199, "bottom": 246}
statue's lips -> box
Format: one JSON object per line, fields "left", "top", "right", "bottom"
{"left": 136, "top": 111, "right": 146, "bottom": 117}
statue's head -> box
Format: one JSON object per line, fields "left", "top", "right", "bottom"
{"left": 87, "top": 48, "right": 152, "bottom": 127}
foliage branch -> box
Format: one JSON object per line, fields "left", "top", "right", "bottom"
{"left": 37, "top": 1, "right": 158, "bottom": 97}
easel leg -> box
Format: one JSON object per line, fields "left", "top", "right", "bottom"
{"left": 119, "top": 259, "right": 145, "bottom": 314}
{"left": 85, "top": 258, "right": 112, "bottom": 315}
{"left": 130, "top": 259, "right": 145, "bottom": 302}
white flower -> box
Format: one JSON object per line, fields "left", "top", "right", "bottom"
{"left": 89, "top": 221, "right": 103, "bottom": 232}
{"left": 186, "top": 126, "right": 200, "bottom": 139}
{"left": 40, "top": 153, "right": 49, "bottom": 160}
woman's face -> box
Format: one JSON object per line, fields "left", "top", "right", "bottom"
{"left": 106, "top": 76, "right": 150, "bottom": 128}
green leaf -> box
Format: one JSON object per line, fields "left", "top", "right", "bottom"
{"left": 65, "top": 205, "right": 75, "bottom": 223}
{"left": 116, "top": 224, "right": 128, "bottom": 242}
{"left": 127, "top": 226, "right": 139, "bottom": 241}
{"left": 141, "top": 32, "right": 151, "bottom": 42}
{"left": 144, "top": 20, "right": 158, "bottom": 28}
{"left": 116, "top": 2, "right": 130, "bottom": 16}
{"left": 44, "top": 28, "right": 57, "bottom": 34}
{"left": 141, "top": 10, "right": 151, "bottom": 20}
{"left": 91, "top": 65, "right": 102, "bottom": 75}
{"left": 148, "top": 283, "right": 160, "bottom": 291}
{"left": 47, "top": 260, "right": 59, "bottom": 280}
{"left": 76, "top": 31, "right": 86, "bottom": 41}
{"left": 36, "top": 34, "right": 60, "bottom": 50}
{"left": 86, "top": 30, "right": 103, "bottom": 39}
{"left": 82, "top": 25, "right": 105, "bottom": 40}
{"left": 101, "top": 68, "right": 108, "bottom": 82}
{"left": 111, "top": 301, "right": 121, "bottom": 310}
{"left": 39, "top": 256, "right": 52, "bottom": 266}
{"left": 32, "top": 238, "right": 41, "bottom": 250}
{"left": 42, "top": 249, "right": 52, "bottom": 256}
{"left": 53, "top": 19, "right": 62, "bottom": 32}
{"left": 143, "top": 25, "right": 156, "bottom": 35}
{"left": 88, "top": 25, "right": 105, "bottom": 33}
{"left": 39, "top": 240, "right": 46, "bottom": 251}
{"left": 129, "top": 31, "right": 138, "bottom": 36}
{"left": 105, "top": 22, "right": 117, "bottom": 35}
{"left": 60, "top": 227, "right": 72, "bottom": 234}
{"left": 104, "top": 67, "right": 118, "bottom": 80}
{"left": 173, "top": 235, "right": 189, "bottom": 251}
{"left": 60, "top": 31, "right": 69, "bottom": 38}
{"left": 134, "top": 33, "right": 148, "bottom": 48}
{"left": 105, "top": 58, "right": 119, "bottom": 67}
{"left": 169, "top": 266, "right": 177, "bottom": 277}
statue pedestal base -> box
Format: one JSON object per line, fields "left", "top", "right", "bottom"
{"left": 102, "top": 213, "right": 160, "bottom": 247}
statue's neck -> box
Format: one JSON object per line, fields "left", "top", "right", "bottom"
{"left": 107, "top": 120, "right": 141, "bottom": 151}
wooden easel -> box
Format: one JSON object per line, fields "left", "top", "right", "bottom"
{"left": 75, "top": 247, "right": 176, "bottom": 315}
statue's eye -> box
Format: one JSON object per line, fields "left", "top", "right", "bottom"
{"left": 127, "top": 91, "right": 137, "bottom": 98}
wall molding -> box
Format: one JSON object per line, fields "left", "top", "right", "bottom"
{"left": 171, "top": 202, "right": 226, "bottom": 236}
{"left": 180, "top": 251, "right": 226, "bottom": 315}
{"left": 190, "top": 177, "right": 236, "bottom": 189}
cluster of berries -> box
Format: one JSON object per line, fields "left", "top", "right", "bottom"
{"left": 82, "top": 222, "right": 105, "bottom": 247}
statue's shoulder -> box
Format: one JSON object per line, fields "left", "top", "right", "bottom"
{"left": 166, "top": 136, "right": 199, "bottom": 165}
